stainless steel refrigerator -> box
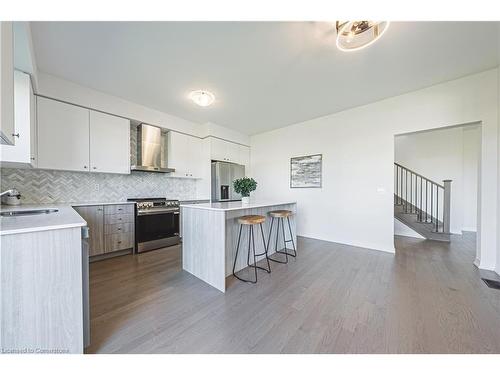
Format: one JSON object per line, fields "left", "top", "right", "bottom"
{"left": 211, "top": 161, "right": 245, "bottom": 202}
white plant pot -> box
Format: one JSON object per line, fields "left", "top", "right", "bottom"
{"left": 241, "top": 196, "right": 250, "bottom": 205}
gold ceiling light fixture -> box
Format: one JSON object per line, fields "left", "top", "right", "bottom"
{"left": 335, "top": 21, "right": 390, "bottom": 52}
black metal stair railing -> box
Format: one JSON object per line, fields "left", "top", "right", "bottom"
{"left": 394, "top": 163, "right": 452, "bottom": 234}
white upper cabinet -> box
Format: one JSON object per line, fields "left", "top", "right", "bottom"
{"left": 209, "top": 137, "right": 228, "bottom": 162}
{"left": 168, "top": 131, "right": 203, "bottom": 178}
{"left": 0, "top": 22, "right": 15, "bottom": 145}
{"left": 37, "top": 97, "right": 130, "bottom": 174}
{"left": 29, "top": 76, "right": 36, "bottom": 165}
{"left": 0, "top": 71, "right": 36, "bottom": 167}
{"left": 89, "top": 111, "right": 130, "bottom": 174}
{"left": 238, "top": 144, "right": 250, "bottom": 168}
{"left": 210, "top": 136, "right": 249, "bottom": 166}
{"left": 37, "top": 97, "right": 90, "bottom": 172}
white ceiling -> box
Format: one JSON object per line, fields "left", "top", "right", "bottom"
{"left": 31, "top": 22, "right": 499, "bottom": 135}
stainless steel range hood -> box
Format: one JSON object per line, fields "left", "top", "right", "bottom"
{"left": 131, "top": 123, "right": 175, "bottom": 173}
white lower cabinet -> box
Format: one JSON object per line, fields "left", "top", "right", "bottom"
{"left": 168, "top": 131, "right": 203, "bottom": 178}
{"left": 37, "top": 97, "right": 130, "bottom": 174}
{"left": 0, "top": 70, "right": 36, "bottom": 167}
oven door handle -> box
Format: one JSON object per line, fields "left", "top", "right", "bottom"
{"left": 137, "top": 209, "right": 179, "bottom": 216}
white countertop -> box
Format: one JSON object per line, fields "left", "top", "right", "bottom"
{"left": 0, "top": 201, "right": 134, "bottom": 236}
{"left": 0, "top": 204, "right": 87, "bottom": 236}
{"left": 180, "top": 200, "right": 296, "bottom": 211}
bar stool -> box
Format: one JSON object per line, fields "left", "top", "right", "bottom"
{"left": 267, "top": 210, "right": 297, "bottom": 264}
{"left": 232, "top": 215, "right": 271, "bottom": 283}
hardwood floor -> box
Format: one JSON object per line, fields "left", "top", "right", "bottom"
{"left": 86, "top": 233, "right": 500, "bottom": 354}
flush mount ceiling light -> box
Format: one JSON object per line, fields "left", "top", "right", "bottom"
{"left": 189, "top": 90, "right": 215, "bottom": 107}
{"left": 335, "top": 21, "right": 390, "bottom": 52}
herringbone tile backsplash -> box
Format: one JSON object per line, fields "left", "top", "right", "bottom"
{"left": 0, "top": 168, "right": 197, "bottom": 204}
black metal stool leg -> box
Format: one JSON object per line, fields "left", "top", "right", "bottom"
{"left": 281, "top": 218, "right": 288, "bottom": 262}
{"left": 275, "top": 217, "right": 296, "bottom": 259}
{"left": 232, "top": 224, "right": 242, "bottom": 277}
{"left": 250, "top": 224, "right": 272, "bottom": 274}
{"left": 269, "top": 216, "right": 288, "bottom": 264}
{"left": 259, "top": 223, "right": 271, "bottom": 273}
{"left": 232, "top": 224, "right": 257, "bottom": 284}
{"left": 286, "top": 216, "right": 297, "bottom": 257}
{"left": 246, "top": 225, "right": 251, "bottom": 267}
{"left": 277, "top": 218, "right": 289, "bottom": 263}
{"left": 251, "top": 226, "right": 258, "bottom": 282}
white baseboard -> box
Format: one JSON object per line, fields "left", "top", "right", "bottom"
{"left": 461, "top": 227, "right": 477, "bottom": 233}
{"left": 474, "top": 259, "right": 497, "bottom": 272}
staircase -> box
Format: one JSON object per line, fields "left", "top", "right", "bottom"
{"left": 394, "top": 163, "right": 451, "bottom": 242}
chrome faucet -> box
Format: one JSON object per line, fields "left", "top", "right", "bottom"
{"left": 1, "top": 189, "right": 21, "bottom": 198}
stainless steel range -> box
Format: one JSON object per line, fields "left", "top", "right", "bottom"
{"left": 127, "top": 197, "right": 180, "bottom": 253}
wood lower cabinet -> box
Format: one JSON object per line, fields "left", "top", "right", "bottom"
{"left": 105, "top": 232, "right": 134, "bottom": 253}
{"left": 104, "top": 213, "right": 134, "bottom": 225}
{"left": 74, "top": 205, "right": 105, "bottom": 256}
{"left": 74, "top": 204, "right": 135, "bottom": 259}
{"left": 104, "top": 222, "right": 133, "bottom": 235}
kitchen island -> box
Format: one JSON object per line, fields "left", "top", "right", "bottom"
{"left": 181, "top": 201, "right": 297, "bottom": 292}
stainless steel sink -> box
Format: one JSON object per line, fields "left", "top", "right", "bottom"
{"left": 0, "top": 209, "right": 59, "bottom": 217}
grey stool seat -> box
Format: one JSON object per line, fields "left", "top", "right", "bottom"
{"left": 267, "top": 210, "right": 297, "bottom": 264}
{"left": 232, "top": 215, "right": 271, "bottom": 284}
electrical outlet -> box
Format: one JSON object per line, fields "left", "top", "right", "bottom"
{"left": 94, "top": 184, "right": 99, "bottom": 191}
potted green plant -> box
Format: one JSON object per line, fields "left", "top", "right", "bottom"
{"left": 233, "top": 177, "right": 257, "bottom": 204}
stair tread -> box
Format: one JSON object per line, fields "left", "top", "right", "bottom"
{"left": 394, "top": 203, "right": 450, "bottom": 242}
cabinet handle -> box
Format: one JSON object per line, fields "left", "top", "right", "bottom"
{"left": 93, "top": 166, "right": 97, "bottom": 170}
{"left": 118, "top": 208, "right": 122, "bottom": 211}
{"left": 117, "top": 227, "right": 122, "bottom": 231}
{"left": 31, "top": 157, "right": 35, "bottom": 161}
{"left": 118, "top": 218, "right": 122, "bottom": 221}
{"left": 117, "top": 241, "right": 122, "bottom": 244}
{"left": 84, "top": 166, "right": 88, "bottom": 169}
{"left": 12, "top": 133, "right": 20, "bottom": 138}
{"left": 97, "top": 208, "right": 103, "bottom": 211}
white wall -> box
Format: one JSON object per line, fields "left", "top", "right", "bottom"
{"left": 463, "top": 126, "right": 481, "bottom": 232}
{"left": 251, "top": 69, "right": 498, "bottom": 269}
{"left": 394, "top": 125, "right": 480, "bottom": 234}
{"left": 394, "top": 219, "right": 425, "bottom": 239}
